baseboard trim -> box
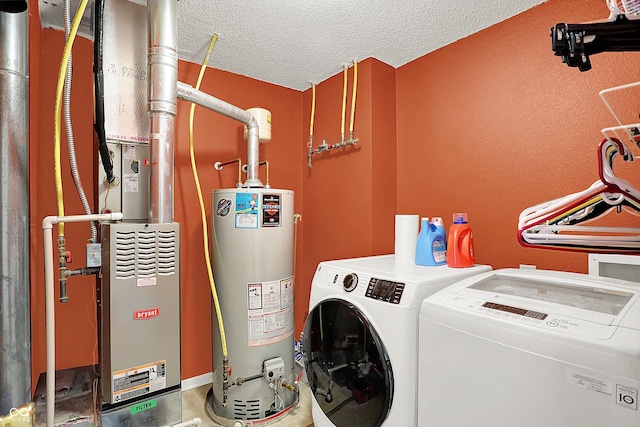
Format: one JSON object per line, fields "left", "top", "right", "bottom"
{"left": 181, "top": 372, "right": 213, "bottom": 391}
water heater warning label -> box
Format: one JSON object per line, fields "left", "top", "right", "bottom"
{"left": 262, "top": 194, "right": 281, "bottom": 227}
{"left": 247, "top": 277, "right": 294, "bottom": 347}
{"left": 112, "top": 360, "right": 166, "bottom": 403}
{"left": 235, "top": 193, "right": 259, "bottom": 229}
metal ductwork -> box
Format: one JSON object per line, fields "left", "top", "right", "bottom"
{"left": 148, "top": 0, "right": 177, "bottom": 224}
{"left": 0, "top": 2, "right": 30, "bottom": 413}
{"left": 176, "top": 82, "right": 263, "bottom": 188}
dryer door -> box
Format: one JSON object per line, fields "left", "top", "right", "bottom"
{"left": 303, "top": 298, "right": 393, "bottom": 427}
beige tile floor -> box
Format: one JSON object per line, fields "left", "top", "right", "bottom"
{"left": 182, "top": 382, "right": 314, "bottom": 427}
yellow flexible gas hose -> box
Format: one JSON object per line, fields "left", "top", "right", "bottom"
{"left": 310, "top": 83, "right": 316, "bottom": 138}
{"left": 188, "top": 34, "right": 228, "bottom": 357}
{"left": 54, "top": 0, "right": 89, "bottom": 236}
{"left": 341, "top": 64, "right": 347, "bottom": 141}
{"left": 349, "top": 60, "right": 358, "bottom": 135}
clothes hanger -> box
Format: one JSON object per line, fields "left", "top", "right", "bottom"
{"left": 517, "top": 138, "right": 640, "bottom": 253}
{"left": 517, "top": 139, "right": 629, "bottom": 229}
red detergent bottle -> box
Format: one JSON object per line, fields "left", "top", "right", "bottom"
{"left": 446, "top": 212, "right": 475, "bottom": 268}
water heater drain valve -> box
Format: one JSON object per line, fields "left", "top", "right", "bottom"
{"left": 263, "top": 357, "right": 285, "bottom": 383}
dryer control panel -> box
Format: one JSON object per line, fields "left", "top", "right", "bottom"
{"left": 365, "top": 277, "right": 405, "bottom": 304}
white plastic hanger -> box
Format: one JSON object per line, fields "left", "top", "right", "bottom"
{"left": 518, "top": 138, "right": 640, "bottom": 252}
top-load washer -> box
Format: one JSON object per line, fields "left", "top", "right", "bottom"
{"left": 418, "top": 268, "right": 640, "bottom": 427}
{"left": 302, "top": 254, "right": 491, "bottom": 427}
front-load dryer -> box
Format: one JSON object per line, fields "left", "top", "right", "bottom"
{"left": 303, "top": 254, "right": 490, "bottom": 427}
{"left": 418, "top": 268, "right": 640, "bottom": 427}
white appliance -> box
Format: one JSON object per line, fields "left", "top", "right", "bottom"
{"left": 302, "top": 255, "right": 490, "bottom": 427}
{"left": 418, "top": 268, "right": 640, "bottom": 427}
{"left": 589, "top": 253, "right": 640, "bottom": 283}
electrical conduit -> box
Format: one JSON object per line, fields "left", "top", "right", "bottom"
{"left": 94, "top": 0, "right": 117, "bottom": 188}
{"left": 54, "top": 0, "right": 89, "bottom": 237}
{"left": 63, "top": 0, "right": 97, "bottom": 243}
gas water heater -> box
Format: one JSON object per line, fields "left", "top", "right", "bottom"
{"left": 207, "top": 188, "right": 297, "bottom": 422}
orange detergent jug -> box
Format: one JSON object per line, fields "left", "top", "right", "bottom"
{"left": 446, "top": 213, "right": 475, "bottom": 268}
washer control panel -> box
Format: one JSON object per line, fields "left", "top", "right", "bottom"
{"left": 366, "top": 277, "right": 405, "bottom": 304}
{"left": 440, "top": 294, "right": 615, "bottom": 340}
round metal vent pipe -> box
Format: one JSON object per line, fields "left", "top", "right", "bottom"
{"left": 148, "top": 0, "right": 177, "bottom": 224}
{"left": 0, "top": 3, "right": 30, "bottom": 413}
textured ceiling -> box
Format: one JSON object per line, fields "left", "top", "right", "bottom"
{"left": 177, "top": 0, "right": 547, "bottom": 90}
{"left": 40, "top": 0, "right": 548, "bottom": 91}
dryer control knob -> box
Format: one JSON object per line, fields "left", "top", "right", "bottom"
{"left": 343, "top": 273, "right": 358, "bottom": 292}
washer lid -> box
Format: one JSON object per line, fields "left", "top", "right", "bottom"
{"left": 469, "top": 274, "right": 634, "bottom": 316}
{"left": 449, "top": 269, "right": 640, "bottom": 326}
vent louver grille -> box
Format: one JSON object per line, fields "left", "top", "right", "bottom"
{"left": 157, "top": 230, "right": 176, "bottom": 275}
{"left": 115, "top": 231, "right": 136, "bottom": 279}
{"left": 137, "top": 230, "right": 156, "bottom": 277}
{"left": 233, "top": 399, "right": 261, "bottom": 420}
{"left": 114, "top": 229, "right": 177, "bottom": 279}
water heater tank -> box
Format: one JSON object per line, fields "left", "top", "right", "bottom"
{"left": 208, "top": 188, "right": 296, "bottom": 422}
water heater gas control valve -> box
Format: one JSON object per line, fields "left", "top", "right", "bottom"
{"left": 263, "top": 357, "right": 285, "bottom": 383}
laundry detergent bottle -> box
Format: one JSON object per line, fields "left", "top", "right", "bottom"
{"left": 446, "top": 213, "right": 475, "bottom": 268}
{"left": 415, "top": 218, "right": 447, "bottom": 266}
{"left": 431, "top": 217, "right": 447, "bottom": 250}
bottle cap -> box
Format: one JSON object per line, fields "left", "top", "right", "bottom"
{"left": 432, "top": 217, "right": 444, "bottom": 226}
{"left": 453, "top": 213, "right": 468, "bottom": 224}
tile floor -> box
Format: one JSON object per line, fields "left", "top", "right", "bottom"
{"left": 182, "top": 382, "right": 314, "bottom": 427}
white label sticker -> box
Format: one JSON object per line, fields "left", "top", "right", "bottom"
{"left": 247, "top": 277, "right": 294, "bottom": 347}
{"left": 123, "top": 145, "right": 136, "bottom": 159}
{"left": 124, "top": 174, "right": 139, "bottom": 192}
{"left": 137, "top": 276, "right": 157, "bottom": 287}
{"left": 567, "top": 371, "right": 612, "bottom": 396}
{"left": 112, "top": 360, "right": 166, "bottom": 403}
{"left": 281, "top": 277, "right": 294, "bottom": 309}
{"left": 617, "top": 384, "right": 638, "bottom": 410}
{"left": 248, "top": 283, "right": 263, "bottom": 309}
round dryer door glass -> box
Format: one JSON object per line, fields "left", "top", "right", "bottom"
{"left": 303, "top": 299, "right": 393, "bottom": 427}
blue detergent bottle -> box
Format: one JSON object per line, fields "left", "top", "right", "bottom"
{"left": 431, "top": 217, "right": 447, "bottom": 249}
{"left": 415, "top": 218, "right": 447, "bottom": 266}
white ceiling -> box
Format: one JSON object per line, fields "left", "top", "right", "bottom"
{"left": 40, "top": 0, "right": 548, "bottom": 91}
{"left": 177, "top": 0, "right": 548, "bottom": 90}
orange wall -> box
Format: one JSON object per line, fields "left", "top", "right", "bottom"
{"left": 28, "top": 0, "right": 640, "bottom": 388}
{"left": 30, "top": 30, "right": 101, "bottom": 390}
{"left": 397, "top": 0, "right": 640, "bottom": 273}
{"left": 29, "top": 29, "right": 303, "bottom": 385}
{"left": 174, "top": 64, "right": 303, "bottom": 379}
{"left": 300, "top": 59, "right": 397, "bottom": 320}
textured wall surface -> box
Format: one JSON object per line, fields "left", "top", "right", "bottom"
{"left": 28, "top": 0, "right": 640, "bottom": 387}
{"left": 396, "top": 0, "right": 640, "bottom": 272}
{"left": 39, "top": 0, "right": 547, "bottom": 90}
